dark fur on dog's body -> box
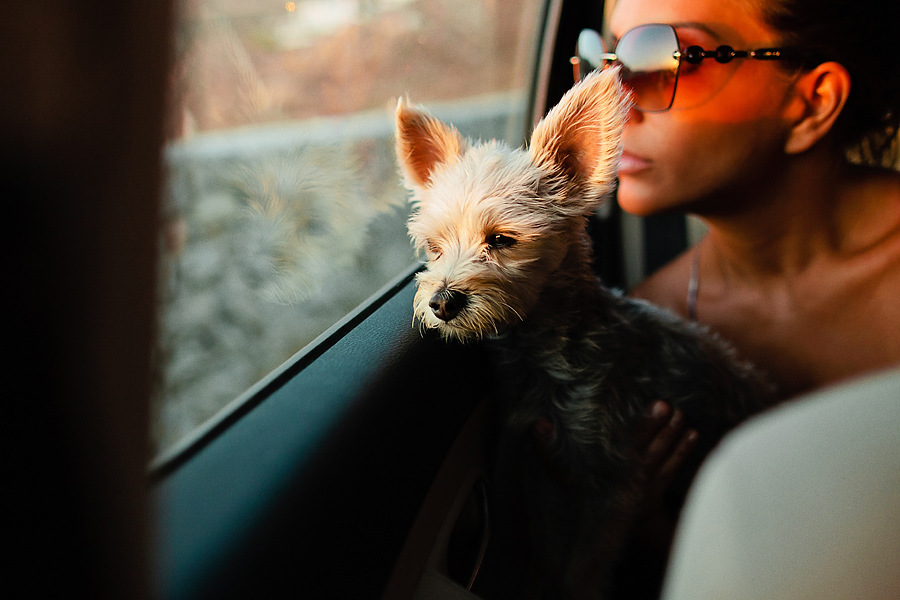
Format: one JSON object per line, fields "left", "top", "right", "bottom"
{"left": 395, "top": 69, "right": 773, "bottom": 599}
{"left": 488, "top": 238, "right": 770, "bottom": 599}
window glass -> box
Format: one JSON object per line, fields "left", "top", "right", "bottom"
{"left": 153, "top": 0, "right": 544, "bottom": 454}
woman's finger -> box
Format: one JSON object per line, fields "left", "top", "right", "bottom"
{"left": 642, "top": 406, "right": 687, "bottom": 471}
{"left": 633, "top": 400, "right": 673, "bottom": 450}
{"left": 653, "top": 427, "right": 699, "bottom": 490}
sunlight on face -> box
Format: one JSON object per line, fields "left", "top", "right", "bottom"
{"left": 609, "top": 0, "right": 803, "bottom": 217}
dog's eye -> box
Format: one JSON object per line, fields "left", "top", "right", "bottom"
{"left": 425, "top": 241, "right": 442, "bottom": 258}
{"left": 486, "top": 233, "right": 516, "bottom": 250}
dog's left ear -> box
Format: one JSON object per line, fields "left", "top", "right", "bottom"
{"left": 395, "top": 98, "right": 464, "bottom": 189}
{"left": 530, "top": 68, "right": 629, "bottom": 204}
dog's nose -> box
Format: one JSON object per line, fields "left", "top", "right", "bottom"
{"left": 429, "top": 289, "right": 468, "bottom": 322}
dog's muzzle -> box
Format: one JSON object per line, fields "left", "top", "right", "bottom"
{"left": 429, "top": 288, "right": 468, "bottom": 322}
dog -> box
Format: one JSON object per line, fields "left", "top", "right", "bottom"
{"left": 395, "top": 68, "right": 773, "bottom": 599}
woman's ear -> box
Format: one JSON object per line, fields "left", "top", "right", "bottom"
{"left": 784, "top": 61, "right": 851, "bottom": 155}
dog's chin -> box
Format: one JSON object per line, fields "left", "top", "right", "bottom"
{"left": 424, "top": 319, "right": 487, "bottom": 344}
{"left": 414, "top": 287, "right": 527, "bottom": 343}
{"left": 418, "top": 311, "right": 508, "bottom": 344}
{"left": 435, "top": 323, "right": 481, "bottom": 344}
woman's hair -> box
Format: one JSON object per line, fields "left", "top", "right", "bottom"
{"left": 762, "top": 0, "right": 899, "bottom": 167}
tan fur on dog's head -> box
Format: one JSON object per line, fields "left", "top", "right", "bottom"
{"left": 396, "top": 68, "right": 629, "bottom": 342}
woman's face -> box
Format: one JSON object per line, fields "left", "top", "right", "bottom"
{"left": 610, "top": 0, "right": 803, "bottom": 216}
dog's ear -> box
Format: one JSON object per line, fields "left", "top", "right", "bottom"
{"left": 395, "top": 98, "right": 464, "bottom": 189}
{"left": 530, "top": 68, "right": 629, "bottom": 203}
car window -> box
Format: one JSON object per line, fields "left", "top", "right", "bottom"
{"left": 153, "top": 0, "right": 544, "bottom": 455}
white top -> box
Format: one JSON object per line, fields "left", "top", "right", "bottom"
{"left": 661, "top": 367, "right": 900, "bottom": 600}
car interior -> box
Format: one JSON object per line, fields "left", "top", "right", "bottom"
{"left": 7, "top": 1, "right": 699, "bottom": 598}
{"left": 148, "top": 1, "right": 699, "bottom": 598}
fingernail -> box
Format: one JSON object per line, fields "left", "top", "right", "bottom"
{"left": 651, "top": 400, "right": 669, "bottom": 418}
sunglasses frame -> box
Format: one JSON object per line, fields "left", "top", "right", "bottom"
{"left": 572, "top": 24, "right": 813, "bottom": 112}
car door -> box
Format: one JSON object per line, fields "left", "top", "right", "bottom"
{"left": 150, "top": 1, "right": 551, "bottom": 599}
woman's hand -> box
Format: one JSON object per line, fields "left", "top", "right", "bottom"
{"left": 630, "top": 400, "right": 698, "bottom": 516}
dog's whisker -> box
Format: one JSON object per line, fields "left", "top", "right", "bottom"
{"left": 497, "top": 299, "right": 524, "bottom": 323}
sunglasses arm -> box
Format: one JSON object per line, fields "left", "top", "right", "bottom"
{"left": 570, "top": 56, "right": 582, "bottom": 82}
{"left": 680, "top": 45, "right": 804, "bottom": 64}
{"left": 570, "top": 52, "right": 618, "bottom": 80}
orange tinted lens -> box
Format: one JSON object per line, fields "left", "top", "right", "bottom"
{"left": 615, "top": 25, "right": 679, "bottom": 112}
{"left": 662, "top": 45, "right": 741, "bottom": 111}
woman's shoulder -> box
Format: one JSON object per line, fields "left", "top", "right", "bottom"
{"left": 629, "top": 245, "right": 696, "bottom": 319}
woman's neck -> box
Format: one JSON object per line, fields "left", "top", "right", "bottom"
{"left": 697, "top": 152, "right": 859, "bottom": 285}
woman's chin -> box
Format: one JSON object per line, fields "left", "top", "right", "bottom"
{"left": 616, "top": 182, "right": 665, "bottom": 217}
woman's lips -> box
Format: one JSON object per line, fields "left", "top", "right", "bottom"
{"left": 617, "top": 151, "right": 651, "bottom": 175}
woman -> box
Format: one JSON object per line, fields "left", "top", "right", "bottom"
{"left": 607, "top": 0, "right": 900, "bottom": 400}
{"left": 602, "top": 0, "right": 899, "bottom": 595}
{"left": 612, "top": 0, "right": 900, "bottom": 493}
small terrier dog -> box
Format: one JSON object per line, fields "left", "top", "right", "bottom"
{"left": 395, "top": 69, "right": 772, "bottom": 599}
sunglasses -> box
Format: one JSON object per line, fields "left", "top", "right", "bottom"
{"left": 572, "top": 24, "right": 813, "bottom": 112}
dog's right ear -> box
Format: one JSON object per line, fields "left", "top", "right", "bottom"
{"left": 395, "top": 98, "right": 464, "bottom": 189}
{"left": 530, "top": 68, "right": 628, "bottom": 205}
